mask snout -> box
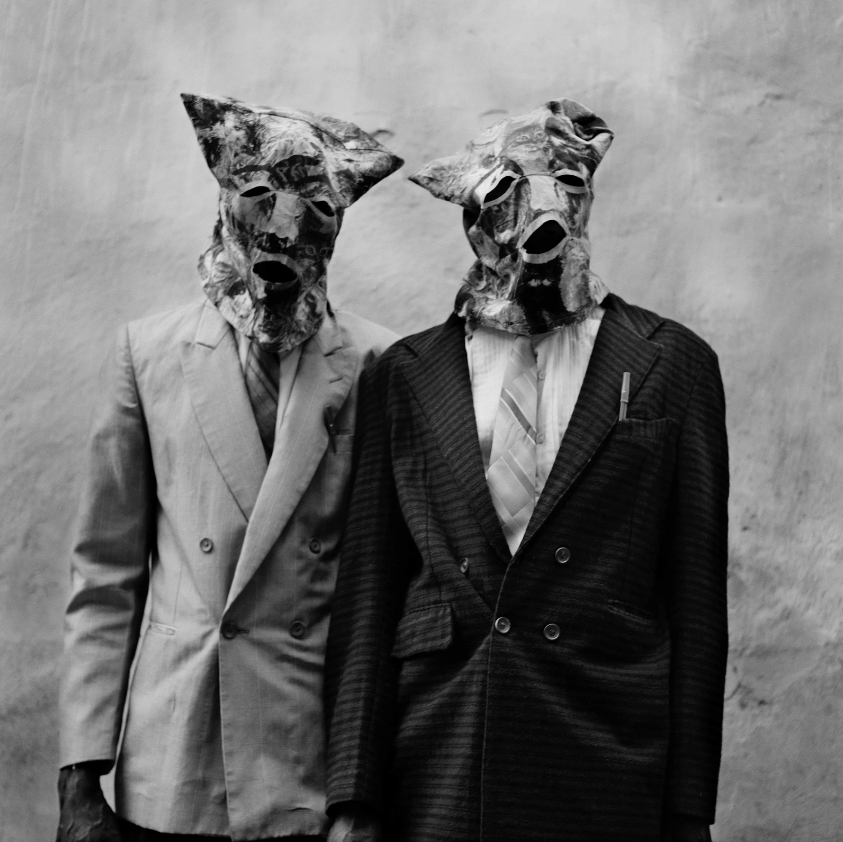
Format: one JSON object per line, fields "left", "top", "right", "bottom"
{"left": 518, "top": 213, "right": 569, "bottom": 264}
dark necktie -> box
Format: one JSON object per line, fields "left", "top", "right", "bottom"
{"left": 244, "top": 341, "right": 280, "bottom": 457}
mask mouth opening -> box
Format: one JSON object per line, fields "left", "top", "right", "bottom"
{"left": 519, "top": 215, "right": 569, "bottom": 264}
{"left": 253, "top": 259, "right": 301, "bottom": 310}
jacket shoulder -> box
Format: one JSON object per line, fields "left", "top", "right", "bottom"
{"left": 608, "top": 294, "right": 719, "bottom": 366}
{"left": 333, "top": 308, "right": 400, "bottom": 359}
{"left": 353, "top": 319, "right": 455, "bottom": 411}
{"left": 123, "top": 300, "right": 206, "bottom": 360}
{"left": 373, "top": 319, "right": 451, "bottom": 368}
{"left": 653, "top": 317, "right": 719, "bottom": 366}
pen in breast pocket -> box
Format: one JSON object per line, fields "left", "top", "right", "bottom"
{"left": 618, "top": 371, "right": 630, "bottom": 421}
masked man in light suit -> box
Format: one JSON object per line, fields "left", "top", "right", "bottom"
{"left": 56, "top": 93, "right": 402, "bottom": 842}
{"left": 325, "top": 99, "right": 728, "bottom": 842}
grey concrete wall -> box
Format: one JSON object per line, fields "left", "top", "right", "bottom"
{"left": 1, "top": 1, "right": 841, "bottom": 839}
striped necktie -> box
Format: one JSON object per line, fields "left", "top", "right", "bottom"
{"left": 486, "top": 335, "right": 538, "bottom": 555}
{"left": 244, "top": 341, "right": 280, "bottom": 457}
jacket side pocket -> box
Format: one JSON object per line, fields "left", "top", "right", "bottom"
{"left": 147, "top": 621, "right": 176, "bottom": 636}
{"left": 391, "top": 604, "right": 454, "bottom": 659}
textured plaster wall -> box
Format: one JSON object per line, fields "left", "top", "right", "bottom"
{"left": 1, "top": 1, "right": 841, "bottom": 839}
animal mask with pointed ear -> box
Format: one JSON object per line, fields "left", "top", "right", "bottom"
{"left": 182, "top": 93, "right": 403, "bottom": 352}
{"left": 410, "top": 98, "right": 613, "bottom": 334}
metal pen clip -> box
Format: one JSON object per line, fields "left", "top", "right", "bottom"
{"left": 323, "top": 407, "right": 337, "bottom": 453}
{"left": 618, "top": 371, "right": 631, "bottom": 421}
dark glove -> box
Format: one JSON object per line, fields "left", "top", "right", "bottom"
{"left": 669, "top": 813, "right": 713, "bottom": 842}
{"left": 56, "top": 762, "right": 122, "bottom": 842}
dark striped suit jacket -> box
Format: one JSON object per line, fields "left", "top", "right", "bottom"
{"left": 325, "top": 294, "right": 729, "bottom": 842}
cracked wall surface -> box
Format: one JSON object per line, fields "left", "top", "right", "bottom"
{"left": 1, "top": 1, "right": 841, "bottom": 839}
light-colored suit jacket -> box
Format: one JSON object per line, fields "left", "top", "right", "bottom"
{"left": 60, "top": 299, "right": 398, "bottom": 841}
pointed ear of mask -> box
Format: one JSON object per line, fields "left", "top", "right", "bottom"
{"left": 181, "top": 92, "right": 403, "bottom": 205}
{"left": 410, "top": 97, "right": 614, "bottom": 206}
{"left": 544, "top": 98, "right": 614, "bottom": 172}
{"left": 409, "top": 152, "right": 480, "bottom": 207}
{"left": 181, "top": 92, "right": 253, "bottom": 187}
{"left": 307, "top": 112, "right": 404, "bottom": 207}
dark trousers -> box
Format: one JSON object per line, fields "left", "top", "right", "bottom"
{"left": 119, "top": 818, "right": 325, "bottom": 842}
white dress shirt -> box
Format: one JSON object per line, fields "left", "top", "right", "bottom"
{"left": 465, "top": 306, "right": 604, "bottom": 549}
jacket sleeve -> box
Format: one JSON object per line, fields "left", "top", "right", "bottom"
{"left": 59, "top": 325, "right": 155, "bottom": 768}
{"left": 325, "top": 360, "right": 414, "bottom": 814}
{"left": 664, "top": 350, "right": 730, "bottom": 821}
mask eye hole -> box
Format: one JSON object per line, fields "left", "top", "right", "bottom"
{"left": 239, "top": 183, "right": 273, "bottom": 199}
{"left": 554, "top": 170, "right": 588, "bottom": 194}
{"left": 306, "top": 197, "right": 337, "bottom": 222}
{"left": 309, "top": 199, "right": 336, "bottom": 218}
{"left": 481, "top": 173, "right": 519, "bottom": 208}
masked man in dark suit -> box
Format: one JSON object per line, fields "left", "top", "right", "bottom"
{"left": 325, "top": 99, "right": 728, "bottom": 842}
{"left": 57, "top": 94, "right": 402, "bottom": 842}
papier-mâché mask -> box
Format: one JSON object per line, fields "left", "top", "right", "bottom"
{"left": 182, "top": 93, "right": 403, "bottom": 352}
{"left": 410, "top": 98, "right": 613, "bottom": 334}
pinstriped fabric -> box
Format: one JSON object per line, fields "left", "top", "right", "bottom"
{"left": 61, "top": 301, "right": 399, "bottom": 840}
{"left": 325, "top": 294, "right": 729, "bottom": 842}
{"left": 487, "top": 336, "right": 538, "bottom": 554}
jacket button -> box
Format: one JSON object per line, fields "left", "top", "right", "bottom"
{"left": 199, "top": 538, "right": 214, "bottom": 553}
{"left": 289, "top": 619, "right": 306, "bottom": 639}
{"left": 459, "top": 557, "right": 470, "bottom": 574}
{"left": 494, "top": 616, "right": 511, "bottom": 634}
{"left": 544, "top": 623, "right": 561, "bottom": 641}
{"left": 308, "top": 538, "right": 321, "bottom": 554}
{"left": 221, "top": 620, "right": 239, "bottom": 640}
{"left": 554, "top": 546, "right": 571, "bottom": 564}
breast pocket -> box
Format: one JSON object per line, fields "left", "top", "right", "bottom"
{"left": 612, "top": 417, "right": 676, "bottom": 444}
{"left": 308, "top": 430, "right": 356, "bottom": 533}
{"left": 607, "top": 417, "right": 679, "bottom": 503}
{"left": 596, "top": 417, "right": 678, "bottom": 502}
{"left": 600, "top": 418, "right": 679, "bottom": 613}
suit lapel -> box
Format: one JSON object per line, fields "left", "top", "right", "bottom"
{"left": 225, "top": 313, "right": 357, "bottom": 611}
{"left": 517, "top": 296, "right": 663, "bottom": 554}
{"left": 402, "top": 316, "right": 511, "bottom": 564}
{"left": 180, "top": 302, "right": 267, "bottom": 521}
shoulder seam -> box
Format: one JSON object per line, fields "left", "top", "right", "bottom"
{"left": 653, "top": 318, "right": 719, "bottom": 362}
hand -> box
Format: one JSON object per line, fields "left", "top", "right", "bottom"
{"left": 327, "top": 804, "right": 382, "bottom": 842}
{"left": 669, "top": 814, "right": 713, "bottom": 842}
{"left": 56, "top": 764, "right": 122, "bottom": 842}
